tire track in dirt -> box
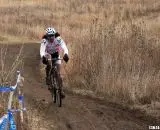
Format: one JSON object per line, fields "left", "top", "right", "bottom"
{"left": 3, "top": 42, "right": 158, "bottom": 130}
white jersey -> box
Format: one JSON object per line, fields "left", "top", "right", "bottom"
{"left": 40, "top": 36, "right": 68, "bottom": 58}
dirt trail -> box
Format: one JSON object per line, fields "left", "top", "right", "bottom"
{"left": 2, "top": 43, "right": 158, "bottom": 130}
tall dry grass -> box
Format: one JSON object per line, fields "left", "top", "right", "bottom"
{"left": 69, "top": 21, "right": 160, "bottom": 104}
{"left": 0, "top": 0, "right": 160, "bottom": 105}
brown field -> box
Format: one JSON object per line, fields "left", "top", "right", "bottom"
{"left": 0, "top": 0, "right": 160, "bottom": 119}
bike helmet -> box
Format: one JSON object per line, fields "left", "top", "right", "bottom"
{"left": 46, "top": 27, "right": 56, "bottom": 35}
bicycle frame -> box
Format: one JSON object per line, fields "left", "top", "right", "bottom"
{"left": 48, "top": 58, "right": 63, "bottom": 107}
{"left": 49, "top": 57, "right": 63, "bottom": 89}
{"left": 0, "top": 71, "right": 26, "bottom": 130}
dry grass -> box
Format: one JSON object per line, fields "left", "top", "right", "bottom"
{"left": 0, "top": 0, "right": 160, "bottom": 106}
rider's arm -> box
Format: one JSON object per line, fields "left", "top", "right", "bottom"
{"left": 40, "top": 39, "right": 47, "bottom": 58}
{"left": 55, "top": 36, "right": 68, "bottom": 55}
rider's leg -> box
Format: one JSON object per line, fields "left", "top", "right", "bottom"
{"left": 46, "top": 63, "right": 51, "bottom": 85}
{"left": 42, "top": 56, "right": 49, "bottom": 85}
{"left": 45, "top": 55, "right": 52, "bottom": 85}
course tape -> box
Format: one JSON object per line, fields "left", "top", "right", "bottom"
{"left": 0, "top": 86, "right": 16, "bottom": 92}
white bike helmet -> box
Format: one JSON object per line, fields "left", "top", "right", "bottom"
{"left": 46, "top": 27, "right": 56, "bottom": 35}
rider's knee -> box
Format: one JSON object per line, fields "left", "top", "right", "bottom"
{"left": 42, "top": 57, "right": 47, "bottom": 65}
{"left": 46, "top": 64, "right": 51, "bottom": 71}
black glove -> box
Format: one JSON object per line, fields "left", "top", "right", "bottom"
{"left": 63, "top": 54, "right": 69, "bottom": 63}
{"left": 42, "top": 56, "right": 48, "bottom": 64}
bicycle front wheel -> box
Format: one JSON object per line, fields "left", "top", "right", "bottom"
{"left": 50, "top": 68, "right": 62, "bottom": 107}
{"left": 50, "top": 74, "right": 56, "bottom": 104}
{"left": 56, "top": 89, "right": 62, "bottom": 107}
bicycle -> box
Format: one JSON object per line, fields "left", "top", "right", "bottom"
{"left": 48, "top": 58, "right": 64, "bottom": 107}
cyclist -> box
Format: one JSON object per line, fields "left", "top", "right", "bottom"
{"left": 40, "top": 27, "right": 69, "bottom": 97}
